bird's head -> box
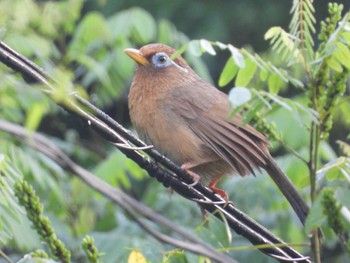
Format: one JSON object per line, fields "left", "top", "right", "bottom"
{"left": 124, "top": 44, "right": 198, "bottom": 84}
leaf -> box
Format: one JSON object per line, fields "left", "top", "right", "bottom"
{"left": 334, "top": 42, "right": 350, "bottom": 70}
{"left": 263, "top": 92, "right": 292, "bottom": 110}
{"left": 188, "top": 40, "right": 202, "bottom": 57}
{"left": 128, "top": 250, "right": 147, "bottom": 263}
{"left": 17, "top": 256, "right": 58, "bottom": 263}
{"left": 235, "top": 58, "right": 257, "bottom": 87}
{"left": 93, "top": 151, "right": 129, "bottom": 188}
{"left": 228, "top": 44, "right": 245, "bottom": 68}
{"left": 5, "top": 34, "right": 52, "bottom": 58}
{"left": 74, "top": 54, "right": 112, "bottom": 88}
{"left": 304, "top": 193, "right": 327, "bottom": 233}
{"left": 264, "top": 26, "right": 281, "bottom": 40}
{"left": 200, "top": 39, "right": 216, "bottom": 55}
{"left": 215, "top": 41, "right": 227, "bottom": 49}
{"left": 157, "top": 19, "right": 174, "bottom": 44}
{"left": 68, "top": 12, "right": 109, "bottom": 54}
{"left": 289, "top": 0, "right": 316, "bottom": 55}
{"left": 267, "top": 73, "right": 283, "bottom": 94}
{"left": 196, "top": 215, "right": 231, "bottom": 248}
{"left": 337, "top": 140, "right": 350, "bottom": 157}
{"left": 259, "top": 69, "right": 268, "bottom": 81}
{"left": 218, "top": 57, "right": 238, "bottom": 87}
{"left": 327, "top": 56, "right": 343, "bottom": 72}
{"left": 130, "top": 7, "right": 156, "bottom": 43}
{"left": 316, "top": 157, "right": 347, "bottom": 181}
{"left": 107, "top": 10, "right": 132, "bottom": 40}
{"left": 25, "top": 102, "right": 47, "bottom": 131}
{"left": 228, "top": 87, "right": 252, "bottom": 107}
{"left": 342, "top": 32, "right": 350, "bottom": 43}
{"left": 335, "top": 188, "right": 350, "bottom": 209}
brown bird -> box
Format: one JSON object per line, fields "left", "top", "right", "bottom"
{"left": 125, "top": 43, "right": 309, "bottom": 224}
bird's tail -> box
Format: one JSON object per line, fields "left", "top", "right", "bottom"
{"left": 264, "top": 156, "right": 309, "bottom": 225}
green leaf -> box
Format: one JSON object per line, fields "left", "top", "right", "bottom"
{"left": 317, "top": 157, "right": 347, "bottom": 181}
{"left": 196, "top": 215, "right": 231, "bottom": 248}
{"left": 342, "top": 32, "right": 350, "bottom": 43}
{"left": 305, "top": 193, "right": 327, "bottom": 233}
{"left": 228, "top": 87, "right": 252, "bottom": 107}
{"left": 264, "top": 26, "right": 281, "bottom": 40}
{"left": 259, "top": 69, "right": 268, "bottom": 81}
{"left": 157, "top": 19, "right": 174, "bottom": 44}
{"left": 334, "top": 42, "right": 350, "bottom": 70}
{"left": 164, "top": 250, "right": 187, "bottom": 263}
{"left": 215, "top": 41, "right": 227, "bottom": 49}
{"left": 188, "top": 40, "right": 202, "bottom": 57}
{"left": 327, "top": 56, "right": 343, "bottom": 72}
{"left": 218, "top": 57, "right": 238, "bottom": 87}
{"left": 107, "top": 10, "right": 132, "bottom": 40}
{"left": 337, "top": 140, "right": 350, "bottom": 157}
{"left": 228, "top": 44, "right": 245, "bottom": 68}
{"left": 335, "top": 188, "right": 350, "bottom": 209}
{"left": 68, "top": 12, "right": 109, "bottom": 54}
{"left": 17, "top": 256, "right": 58, "bottom": 263}
{"left": 235, "top": 58, "right": 257, "bottom": 87}
{"left": 25, "top": 103, "right": 46, "bottom": 131}
{"left": 267, "top": 73, "right": 283, "bottom": 94}
{"left": 200, "top": 39, "right": 216, "bottom": 55}
{"left": 5, "top": 34, "right": 52, "bottom": 58}
{"left": 93, "top": 151, "right": 129, "bottom": 188}
{"left": 130, "top": 7, "right": 156, "bottom": 43}
{"left": 75, "top": 54, "right": 112, "bottom": 88}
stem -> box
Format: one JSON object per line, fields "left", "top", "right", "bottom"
{"left": 309, "top": 96, "right": 322, "bottom": 262}
{"left": 309, "top": 124, "right": 320, "bottom": 202}
{"left": 307, "top": 66, "right": 321, "bottom": 261}
{"left": 0, "top": 250, "right": 13, "bottom": 263}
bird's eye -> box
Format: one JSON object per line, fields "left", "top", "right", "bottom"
{"left": 152, "top": 52, "right": 171, "bottom": 68}
{"left": 158, "top": 55, "right": 167, "bottom": 63}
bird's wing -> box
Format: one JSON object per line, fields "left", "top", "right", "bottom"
{"left": 170, "top": 81, "right": 270, "bottom": 177}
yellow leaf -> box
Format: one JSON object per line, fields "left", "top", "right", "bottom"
{"left": 128, "top": 250, "right": 147, "bottom": 263}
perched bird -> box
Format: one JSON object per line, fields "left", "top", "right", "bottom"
{"left": 125, "top": 43, "right": 309, "bottom": 224}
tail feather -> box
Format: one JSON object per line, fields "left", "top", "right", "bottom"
{"left": 264, "top": 156, "right": 309, "bottom": 225}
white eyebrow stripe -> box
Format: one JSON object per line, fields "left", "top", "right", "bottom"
{"left": 170, "top": 60, "right": 188, "bottom": 73}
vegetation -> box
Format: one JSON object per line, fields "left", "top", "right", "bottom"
{"left": 0, "top": 0, "right": 349, "bottom": 262}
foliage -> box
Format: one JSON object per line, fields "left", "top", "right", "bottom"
{"left": 0, "top": 0, "right": 349, "bottom": 263}
{"left": 81, "top": 236, "right": 103, "bottom": 263}
{"left": 175, "top": 2, "right": 350, "bottom": 262}
{"left": 14, "top": 180, "right": 71, "bottom": 263}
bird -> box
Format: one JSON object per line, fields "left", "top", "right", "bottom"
{"left": 124, "top": 43, "right": 310, "bottom": 225}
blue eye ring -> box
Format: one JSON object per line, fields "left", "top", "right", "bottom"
{"left": 152, "top": 52, "right": 171, "bottom": 68}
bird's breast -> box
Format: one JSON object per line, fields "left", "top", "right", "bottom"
{"left": 128, "top": 85, "right": 206, "bottom": 165}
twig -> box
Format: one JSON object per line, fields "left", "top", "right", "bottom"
{"left": 0, "top": 250, "right": 13, "bottom": 263}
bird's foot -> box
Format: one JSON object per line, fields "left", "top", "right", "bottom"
{"left": 209, "top": 179, "right": 230, "bottom": 207}
{"left": 181, "top": 163, "right": 201, "bottom": 187}
{"left": 209, "top": 187, "right": 229, "bottom": 201}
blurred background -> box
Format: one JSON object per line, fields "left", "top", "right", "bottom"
{"left": 0, "top": 0, "right": 349, "bottom": 262}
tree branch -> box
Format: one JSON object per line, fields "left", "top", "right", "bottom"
{"left": 0, "top": 119, "right": 236, "bottom": 263}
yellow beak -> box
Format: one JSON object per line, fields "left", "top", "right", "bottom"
{"left": 124, "top": 48, "right": 148, "bottom": 65}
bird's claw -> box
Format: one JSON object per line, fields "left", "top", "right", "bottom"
{"left": 181, "top": 164, "right": 201, "bottom": 187}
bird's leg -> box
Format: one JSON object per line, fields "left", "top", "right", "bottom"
{"left": 208, "top": 176, "right": 228, "bottom": 201}
{"left": 182, "top": 160, "right": 231, "bottom": 206}
{"left": 181, "top": 163, "right": 201, "bottom": 186}
{"left": 181, "top": 158, "right": 216, "bottom": 186}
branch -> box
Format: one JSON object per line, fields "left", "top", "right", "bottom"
{"left": 0, "top": 41, "right": 310, "bottom": 263}
{"left": 0, "top": 119, "right": 235, "bottom": 263}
